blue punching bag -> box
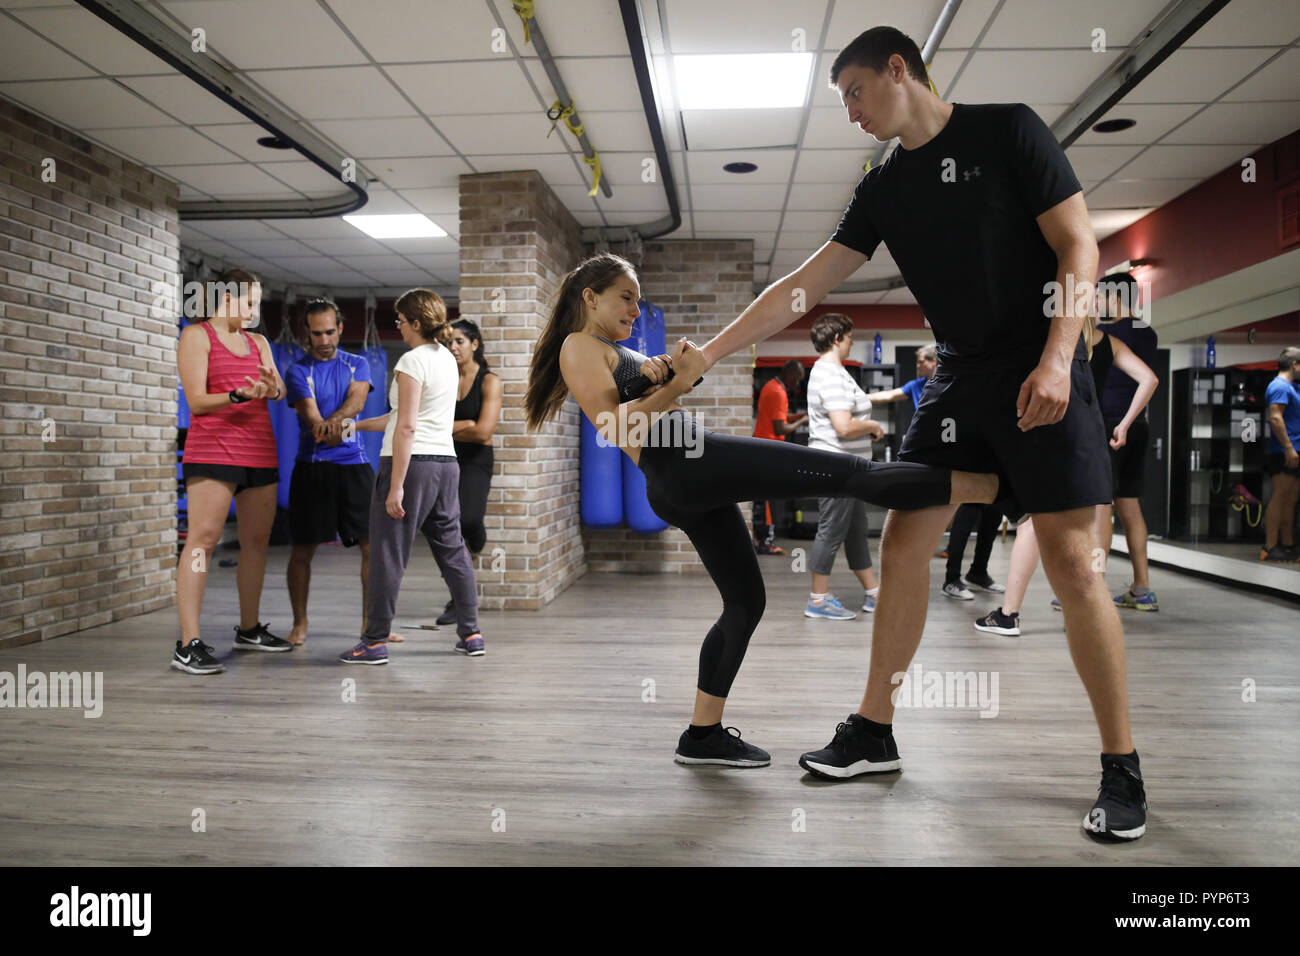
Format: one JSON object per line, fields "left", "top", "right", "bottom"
{"left": 269, "top": 337, "right": 304, "bottom": 510}
{"left": 358, "top": 296, "right": 388, "bottom": 473}
{"left": 581, "top": 410, "right": 623, "bottom": 528}
{"left": 621, "top": 301, "right": 669, "bottom": 533}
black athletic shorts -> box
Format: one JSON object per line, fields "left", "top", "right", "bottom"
{"left": 1265, "top": 452, "right": 1300, "bottom": 477}
{"left": 898, "top": 357, "right": 1112, "bottom": 514}
{"left": 182, "top": 462, "right": 278, "bottom": 494}
{"left": 1107, "top": 417, "right": 1149, "bottom": 499}
{"left": 289, "top": 461, "right": 375, "bottom": 546}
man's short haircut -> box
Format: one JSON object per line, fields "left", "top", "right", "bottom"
{"left": 916, "top": 345, "right": 937, "bottom": 362}
{"left": 830, "top": 26, "right": 929, "bottom": 86}
{"left": 1278, "top": 346, "right": 1300, "bottom": 371}
{"left": 811, "top": 313, "right": 854, "bottom": 353}
{"left": 782, "top": 359, "right": 806, "bottom": 377}
{"left": 303, "top": 297, "right": 342, "bottom": 326}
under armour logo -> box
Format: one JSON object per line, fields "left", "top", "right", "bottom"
{"left": 963, "top": 166, "right": 981, "bottom": 181}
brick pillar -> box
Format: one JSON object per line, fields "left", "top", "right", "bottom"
{"left": 458, "top": 170, "right": 587, "bottom": 609}
{"left": 581, "top": 239, "right": 756, "bottom": 572}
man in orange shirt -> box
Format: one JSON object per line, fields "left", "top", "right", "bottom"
{"left": 753, "top": 360, "right": 809, "bottom": 553}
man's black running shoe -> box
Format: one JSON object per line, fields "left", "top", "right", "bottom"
{"left": 799, "top": 715, "right": 901, "bottom": 778}
{"left": 1082, "top": 753, "right": 1147, "bottom": 840}
{"left": 674, "top": 726, "right": 770, "bottom": 767}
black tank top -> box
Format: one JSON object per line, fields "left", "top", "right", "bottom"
{"left": 1089, "top": 332, "right": 1114, "bottom": 399}
{"left": 453, "top": 364, "right": 494, "bottom": 467}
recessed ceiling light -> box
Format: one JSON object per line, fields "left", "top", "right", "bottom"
{"left": 723, "top": 162, "right": 758, "bottom": 173}
{"left": 1092, "top": 118, "right": 1137, "bottom": 134}
{"left": 674, "top": 53, "right": 813, "bottom": 110}
{"left": 257, "top": 135, "right": 293, "bottom": 149}
{"left": 343, "top": 214, "right": 446, "bottom": 239}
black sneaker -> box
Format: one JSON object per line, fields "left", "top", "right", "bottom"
{"left": 964, "top": 571, "right": 1006, "bottom": 593}
{"left": 172, "top": 638, "right": 225, "bottom": 675}
{"left": 974, "top": 607, "right": 1021, "bottom": 636}
{"left": 1082, "top": 753, "right": 1147, "bottom": 840}
{"left": 674, "top": 726, "right": 771, "bottom": 767}
{"left": 233, "top": 622, "right": 292, "bottom": 652}
{"left": 436, "top": 599, "right": 456, "bottom": 626}
{"left": 798, "top": 715, "right": 901, "bottom": 779}
{"left": 1260, "top": 546, "right": 1295, "bottom": 562}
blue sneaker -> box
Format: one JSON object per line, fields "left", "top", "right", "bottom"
{"left": 1114, "top": 587, "right": 1159, "bottom": 611}
{"left": 340, "top": 640, "right": 388, "bottom": 665}
{"left": 455, "top": 634, "right": 485, "bottom": 657}
{"left": 1050, "top": 598, "right": 1062, "bottom": 611}
{"left": 805, "top": 595, "right": 856, "bottom": 620}
{"left": 862, "top": 592, "right": 876, "bottom": 613}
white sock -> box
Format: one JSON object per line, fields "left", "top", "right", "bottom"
{"left": 865, "top": 586, "right": 879, "bottom": 597}
{"left": 810, "top": 592, "right": 828, "bottom": 602}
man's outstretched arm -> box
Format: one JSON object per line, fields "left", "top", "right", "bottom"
{"left": 701, "top": 241, "right": 866, "bottom": 371}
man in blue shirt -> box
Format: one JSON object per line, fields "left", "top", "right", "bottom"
{"left": 284, "top": 299, "right": 376, "bottom": 644}
{"left": 1263, "top": 346, "right": 1300, "bottom": 561}
{"left": 865, "top": 344, "right": 936, "bottom": 411}
{"left": 1096, "top": 272, "right": 1161, "bottom": 605}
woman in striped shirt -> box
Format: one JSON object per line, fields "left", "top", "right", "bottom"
{"left": 173, "top": 268, "right": 292, "bottom": 675}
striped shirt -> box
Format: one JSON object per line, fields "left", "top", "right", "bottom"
{"left": 181, "top": 321, "right": 279, "bottom": 468}
{"left": 807, "top": 358, "right": 873, "bottom": 459}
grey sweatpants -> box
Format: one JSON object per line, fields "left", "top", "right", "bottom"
{"left": 363, "top": 455, "right": 479, "bottom": 641}
{"left": 809, "top": 495, "right": 873, "bottom": 575}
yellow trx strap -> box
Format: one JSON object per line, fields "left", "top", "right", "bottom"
{"left": 584, "top": 152, "right": 602, "bottom": 197}
{"left": 512, "top": 0, "right": 535, "bottom": 44}
{"left": 548, "top": 99, "right": 601, "bottom": 196}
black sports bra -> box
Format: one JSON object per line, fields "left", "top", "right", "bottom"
{"left": 594, "top": 335, "right": 648, "bottom": 389}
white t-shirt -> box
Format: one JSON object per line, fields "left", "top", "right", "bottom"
{"left": 380, "top": 342, "right": 457, "bottom": 457}
{"left": 807, "top": 358, "right": 873, "bottom": 459}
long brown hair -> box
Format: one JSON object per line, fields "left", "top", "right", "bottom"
{"left": 394, "top": 288, "right": 453, "bottom": 346}
{"left": 524, "top": 253, "right": 636, "bottom": 431}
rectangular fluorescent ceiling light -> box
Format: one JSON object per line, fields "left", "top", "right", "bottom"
{"left": 674, "top": 53, "right": 813, "bottom": 110}
{"left": 343, "top": 214, "right": 446, "bottom": 239}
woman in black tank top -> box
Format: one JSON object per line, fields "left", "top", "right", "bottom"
{"left": 523, "top": 253, "right": 1003, "bottom": 770}
{"left": 425, "top": 320, "right": 501, "bottom": 625}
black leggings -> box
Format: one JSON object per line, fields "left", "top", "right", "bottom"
{"left": 638, "top": 411, "right": 952, "bottom": 698}
{"left": 945, "top": 503, "right": 1002, "bottom": 583}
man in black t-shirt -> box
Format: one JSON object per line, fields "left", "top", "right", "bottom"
{"left": 701, "top": 26, "right": 1146, "bottom": 840}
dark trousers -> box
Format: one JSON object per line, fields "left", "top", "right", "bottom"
{"left": 945, "top": 503, "right": 1002, "bottom": 584}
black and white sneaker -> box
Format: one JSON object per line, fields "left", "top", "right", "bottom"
{"left": 172, "top": 639, "right": 225, "bottom": 675}
{"left": 942, "top": 580, "right": 974, "bottom": 600}
{"left": 674, "top": 726, "right": 771, "bottom": 767}
{"left": 1082, "top": 753, "right": 1147, "bottom": 840}
{"left": 964, "top": 572, "right": 1006, "bottom": 594}
{"left": 974, "top": 607, "right": 1021, "bottom": 636}
{"left": 233, "top": 622, "right": 293, "bottom": 652}
{"left": 798, "top": 715, "right": 901, "bottom": 779}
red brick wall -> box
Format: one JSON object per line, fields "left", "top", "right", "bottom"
{"left": 0, "top": 97, "right": 181, "bottom": 648}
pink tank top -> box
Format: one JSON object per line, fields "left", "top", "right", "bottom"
{"left": 181, "top": 321, "right": 279, "bottom": 468}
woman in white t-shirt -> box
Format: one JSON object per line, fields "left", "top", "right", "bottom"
{"left": 343, "top": 289, "right": 483, "bottom": 663}
{"left": 804, "top": 313, "right": 885, "bottom": 620}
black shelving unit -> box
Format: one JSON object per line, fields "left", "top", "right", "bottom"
{"left": 1169, "top": 367, "right": 1273, "bottom": 542}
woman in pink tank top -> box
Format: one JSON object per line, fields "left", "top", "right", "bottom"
{"left": 173, "top": 268, "right": 293, "bottom": 675}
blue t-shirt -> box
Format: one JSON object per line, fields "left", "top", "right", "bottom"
{"left": 1098, "top": 319, "right": 1158, "bottom": 423}
{"left": 285, "top": 349, "right": 373, "bottom": 465}
{"left": 901, "top": 376, "right": 926, "bottom": 410}
{"left": 1265, "top": 376, "right": 1300, "bottom": 453}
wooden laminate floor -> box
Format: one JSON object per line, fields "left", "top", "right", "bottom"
{"left": 1, "top": 539, "right": 1296, "bottom": 866}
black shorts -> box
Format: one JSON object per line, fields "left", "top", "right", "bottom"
{"left": 182, "top": 462, "right": 278, "bottom": 494}
{"left": 289, "top": 462, "right": 375, "bottom": 546}
{"left": 1107, "top": 417, "right": 1149, "bottom": 498}
{"left": 1265, "top": 452, "right": 1300, "bottom": 477}
{"left": 898, "top": 358, "right": 1112, "bottom": 514}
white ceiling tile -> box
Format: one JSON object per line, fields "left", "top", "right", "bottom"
{"left": 1091, "top": 208, "right": 1154, "bottom": 240}
{"left": 521, "top": 57, "right": 645, "bottom": 111}
{"left": 1072, "top": 102, "right": 1204, "bottom": 145}
{"left": 588, "top": 182, "right": 671, "bottom": 213}
{"left": 256, "top": 218, "right": 361, "bottom": 240}
{"left": 1, "top": 78, "right": 173, "bottom": 130}
{"left": 928, "top": 49, "right": 966, "bottom": 98}
{"left": 691, "top": 210, "right": 783, "bottom": 232}
{"left": 687, "top": 148, "right": 796, "bottom": 183}
{"left": 316, "top": 117, "right": 454, "bottom": 158}
{"left": 785, "top": 182, "right": 854, "bottom": 210}
{"left": 1085, "top": 178, "right": 1201, "bottom": 209}
{"left": 434, "top": 112, "right": 569, "bottom": 154}
{"left": 1025, "top": 103, "right": 1071, "bottom": 126}
{"left": 329, "top": 0, "right": 507, "bottom": 62}
{"left": 12, "top": 5, "right": 174, "bottom": 74}
{"left": 935, "top": 0, "right": 999, "bottom": 49}
{"left": 296, "top": 237, "right": 389, "bottom": 257}
{"left": 463, "top": 152, "right": 586, "bottom": 188}
{"left": 228, "top": 239, "right": 324, "bottom": 258}
{"left": 0, "top": 16, "right": 96, "bottom": 80}
{"left": 775, "top": 229, "right": 833, "bottom": 250}
{"left": 396, "top": 187, "right": 461, "bottom": 215}
{"left": 572, "top": 110, "right": 655, "bottom": 153}
{"left": 178, "top": 185, "right": 210, "bottom": 201}
{"left": 156, "top": 163, "right": 303, "bottom": 197}
{"left": 811, "top": 52, "right": 844, "bottom": 108}
{"left": 373, "top": 235, "right": 459, "bottom": 254}
{"left": 802, "top": 106, "right": 874, "bottom": 148}
{"left": 351, "top": 186, "right": 418, "bottom": 214}
{"left": 366, "top": 156, "right": 475, "bottom": 189}
{"left": 1117, "top": 143, "right": 1257, "bottom": 181}
{"left": 489, "top": 0, "right": 632, "bottom": 57}
{"left": 404, "top": 253, "right": 461, "bottom": 271}
{"left": 1222, "top": 49, "right": 1300, "bottom": 103}
{"left": 1124, "top": 48, "right": 1276, "bottom": 103}
{"left": 183, "top": 220, "right": 284, "bottom": 241}
{"left": 1161, "top": 101, "right": 1300, "bottom": 147}
{"left": 781, "top": 210, "right": 839, "bottom": 231}
{"left": 189, "top": 122, "right": 298, "bottom": 164}
{"left": 1185, "top": 0, "right": 1300, "bottom": 46}
{"left": 159, "top": 0, "right": 367, "bottom": 69}
{"left": 952, "top": 50, "right": 1120, "bottom": 103}
{"left": 666, "top": 0, "right": 831, "bottom": 53}
{"left": 387, "top": 60, "right": 537, "bottom": 116}
{"left": 683, "top": 108, "right": 803, "bottom": 150}
{"left": 690, "top": 182, "right": 789, "bottom": 210}
{"left": 825, "top": 1, "right": 944, "bottom": 53}
{"left": 980, "top": 0, "right": 1168, "bottom": 48}
{"left": 570, "top": 209, "right": 607, "bottom": 227}
{"left": 118, "top": 75, "right": 248, "bottom": 125}
{"left": 89, "top": 126, "right": 241, "bottom": 166}
{"left": 794, "top": 148, "right": 870, "bottom": 183}
{"left": 1064, "top": 144, "right": 1144, "bottom": 181}
{"left": 245, "top": 66, "right": 415, "bottom": 120}
{"left": 258, "top": 161, "right": 346, "bottom": 193}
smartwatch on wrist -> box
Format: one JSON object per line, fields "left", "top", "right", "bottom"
{"left": 229, "top": 389, "right": 250, "bottom": 404}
